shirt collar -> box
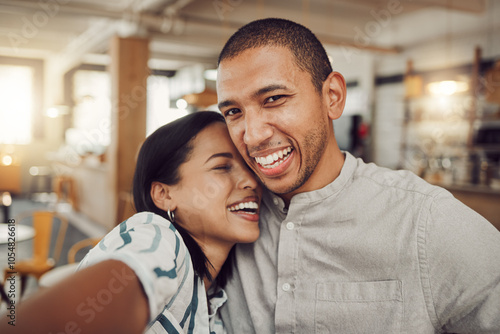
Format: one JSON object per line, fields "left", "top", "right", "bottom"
{"left": 265, "top": 151, "right": 356, "bottom": 206}
{"left": 207, "top": 285, "right": 227, "bottom": 318}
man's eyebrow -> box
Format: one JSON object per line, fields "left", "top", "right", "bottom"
{"left": 218, "top": 84, "right": 288, "bottom": 111}
{"left": 218, "top": 100, "right": 234, "bottom": 111}
{"left": 253, "top": 84, "right": 288, "bottom": 98}
{"left": 205, "top": 152, "right": 233, "bottom": 164}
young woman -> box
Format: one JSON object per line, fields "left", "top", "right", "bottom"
{"left": 2, "top": 111, "right": 261, "bottom": 333}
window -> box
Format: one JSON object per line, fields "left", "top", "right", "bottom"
{"left": 147, "top": 75, "right": 189, "bottom": 136}
{"left": 0, "top": 64, "right": 34, "bottom": 144}
{"left": 66, "top": 69, "right": 111, "bottom": 156}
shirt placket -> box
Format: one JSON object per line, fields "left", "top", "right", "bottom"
{"left": 274, "top": 201, "right": 301, "bottom": 333}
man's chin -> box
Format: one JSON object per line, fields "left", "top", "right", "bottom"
{"left": 251, "top": 160, "right": 305, "bottom": 195}
{"left": 260, "top": 167, "right": 313, "bottom": 198}
{"left": 261, "top": 177, "right": 298, "bottom": 196}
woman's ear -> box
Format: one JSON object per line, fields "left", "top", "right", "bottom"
{"left": 150, "top": 181, "right": 176, "bottom": 212}
{"left": 323, "top": 71, "right": 346, "bottom": 121}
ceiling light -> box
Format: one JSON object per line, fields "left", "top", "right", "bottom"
{"left": 1, "top": 192, "right": 12, "bottom": 206}
{"left": 176, "top": 98, "right": 188, "bottom": 110}
{"left": 427, "top": 80, "right": 469, "bottom": 96}
{"left": 45, "top": 105, "right": 69, "bottom": 118}
{"left": 2, "top": 155, "right": 13, "bottom": 166}
{"left": 46, "top": 107, "right": 59, "bottom": 118}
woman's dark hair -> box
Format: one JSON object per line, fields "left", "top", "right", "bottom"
{"left": 132, "top": 111, "right": 234, "bottom": 287}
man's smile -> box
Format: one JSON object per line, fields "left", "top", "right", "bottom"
{"left": 254, "top": 146, "right": 293, "bottom": 169}
{"left": 252, "top": 147, "right": 295, "bottom": 177}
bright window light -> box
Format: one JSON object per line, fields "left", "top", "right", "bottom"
{"left": 147, "top": 76, "right": 189, "bottom": 136}
{"left": 0, "top": 65, "right": 34, "bottom": 144}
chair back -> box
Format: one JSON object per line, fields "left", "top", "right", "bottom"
{"left": 3, "top": 211, "right": 68, "bottom": 296}
{"left": 24, "top": 211, "right": 68, "bottom": 265}
{"left": 67, "top": 237, "right": 101, "bottom": 264}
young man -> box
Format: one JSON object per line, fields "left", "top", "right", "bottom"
{"left": 216, "top": 18, "right": 500, "bottom": 333}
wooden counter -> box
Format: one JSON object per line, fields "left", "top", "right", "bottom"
{"left": 439, "top": 183, "right": 500, "bottom": 231}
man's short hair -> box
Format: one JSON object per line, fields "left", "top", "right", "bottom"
{"left": 218, "top": 18, "right": 333, "bottom": 93}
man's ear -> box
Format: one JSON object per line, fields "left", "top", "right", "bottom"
{"left": 150, "top": 181, "right": 176, "bottom": 212}
{"left": 323, "top": 71, "right": 346, "bottom": 121}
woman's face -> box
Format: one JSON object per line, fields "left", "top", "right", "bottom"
{"left": 170, "top": 121, "right": 262, "bottom": 250}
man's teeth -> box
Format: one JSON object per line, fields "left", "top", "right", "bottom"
{"left": 228, "top": 201, "right": 259, "bottom": 212}
{"left": 255, "top": 147, "right": 292, "bottom": 169}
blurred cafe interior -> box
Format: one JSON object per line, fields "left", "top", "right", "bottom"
{"left": 0, "top": 0, "right": 499, "bottom": 300}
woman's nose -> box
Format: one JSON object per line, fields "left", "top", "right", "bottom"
{"left": 238, "top": 166, "right": 259, "bottom": 190}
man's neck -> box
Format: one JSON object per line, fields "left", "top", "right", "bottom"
{"left": 280, "top": 147, "right": 345, "bottom": 207}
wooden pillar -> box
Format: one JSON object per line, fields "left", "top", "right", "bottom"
{"left": 108, "top": 36, "right": 149, "bottom": 225}
{"left": 467, "top": 46, "right": 481, "bottom": 149}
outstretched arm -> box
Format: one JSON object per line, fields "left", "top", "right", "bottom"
{"left": 1, "top": 260, "right": 149, "bottom": 333}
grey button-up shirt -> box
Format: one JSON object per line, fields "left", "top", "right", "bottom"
{"left": 220, "top": 152, "right": 500, "bottom": 333}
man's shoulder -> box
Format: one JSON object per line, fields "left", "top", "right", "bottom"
{"left": 352, "top": 157, "right": 445, "bottom": 197}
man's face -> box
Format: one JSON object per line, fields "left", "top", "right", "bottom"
{"left": 217, "top": 46, "right": 335, "bottom": 198}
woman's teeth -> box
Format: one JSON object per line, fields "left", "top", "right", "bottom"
{"left": 228, "top": 201, "right": 259, "bottom": 212}
{"left": 255, "top": 147, "right": 292, "bottom": 169}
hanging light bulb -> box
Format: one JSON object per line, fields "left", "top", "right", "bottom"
{"left": 425, "top": 2, "right": 468, "bottom": 97}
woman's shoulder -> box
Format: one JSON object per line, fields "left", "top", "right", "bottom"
{"left": 112, "top": 212, "right": 179, "bottom": 238}
{"left": 125, "top": 211, "right": 175, "bottom": 229}
{"left": 94, "top": 211, "right": 186, "bottom": 257}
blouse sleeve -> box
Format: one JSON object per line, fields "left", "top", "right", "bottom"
{"left": 78, "top": 212, "right": 191, "bottom": 322}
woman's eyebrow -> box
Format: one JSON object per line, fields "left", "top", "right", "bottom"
{"left": 205, "top": 152, "right": 233, "bottom": 164}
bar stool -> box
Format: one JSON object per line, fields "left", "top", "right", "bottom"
{"left": 53, "top": 175, "right": 79, "bottom": 211}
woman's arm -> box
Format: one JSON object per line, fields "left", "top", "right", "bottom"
{"left": 0, "top": 260, "right": 149, "bottom": 333}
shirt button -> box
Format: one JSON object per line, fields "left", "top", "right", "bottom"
{"left": 282, "top": 283, "right": 291, "bottom": 292}
{"left": 273, "top": 197, "right": 279, "bottom": 205}
{"left": 286, "top": 222, "right": 295, "bottom": 230}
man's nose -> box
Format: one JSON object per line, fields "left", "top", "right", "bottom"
{"left": 243, "top": 112, "right": 273, "bottom": 148}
